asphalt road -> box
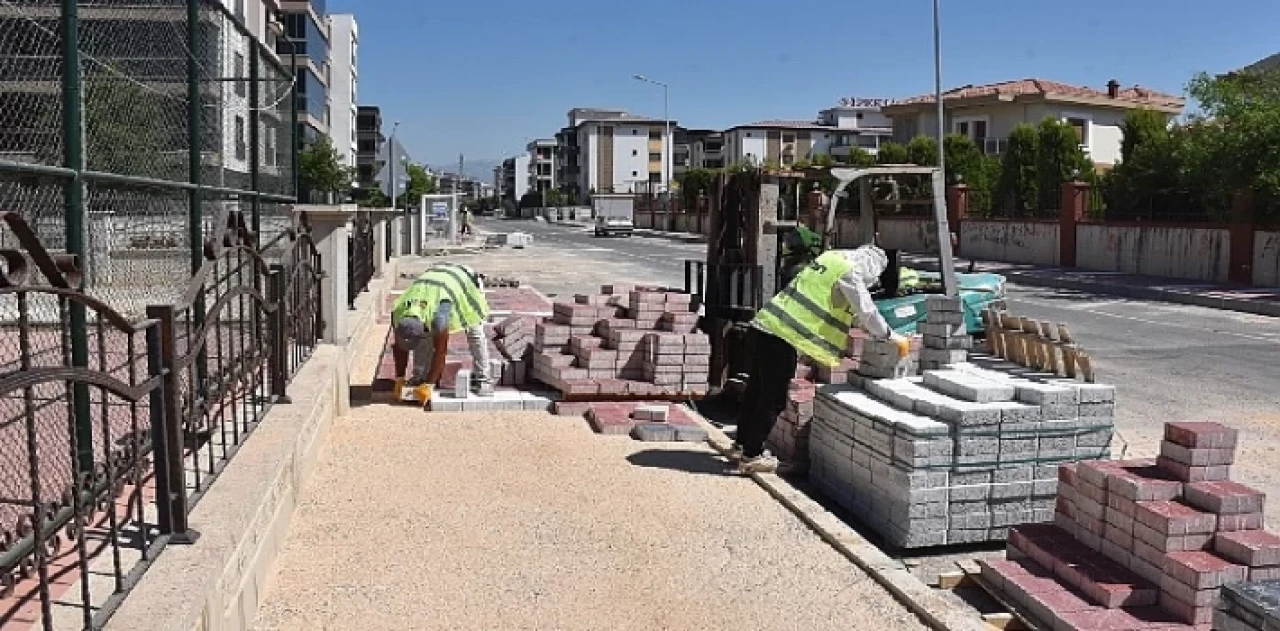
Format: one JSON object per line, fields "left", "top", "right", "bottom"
{"left": 485, "top": 216, "right": 1280, "bottom": 435}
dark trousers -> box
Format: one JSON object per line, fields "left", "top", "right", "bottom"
{"left": 735, "top": 327, "right": 798, "bottom": 459}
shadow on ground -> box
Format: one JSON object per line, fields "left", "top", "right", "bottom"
{"left": 626, "top": 449, "right": 735, "bottom": 476}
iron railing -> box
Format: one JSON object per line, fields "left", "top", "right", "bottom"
{"left": 347, "top": 211, "right": 374, "bottom": 309}
{"left": 0, "top": 208, "right": 322, "bottom": 629}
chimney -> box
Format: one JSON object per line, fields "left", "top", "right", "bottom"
{"left": 1106, "top": 79, "right": 1120, "bottom": 98}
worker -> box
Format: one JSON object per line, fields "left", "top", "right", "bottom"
{"left": 779, "top": 225, "right": 823, "bottom": 288}
{"left": 733, "top": 244, "right": 911, "bottom": 474}
{"left": 460, "top": 207, "right": 474, "bottom": 236}
{"left": 391, "top": 262, "right": 494, "bottom": 402}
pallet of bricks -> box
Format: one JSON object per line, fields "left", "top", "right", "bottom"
{"left": 1217, "top": 581, "right": 1280, "bottom": 630}
{"left": 807, "top": 296, "right": 1117, "bottom": 548}
{"left": 765, "top": 331, "right": 918, "bottom": 475}
{"left": 527, "top": 284, "right": 710, "bottom": 399}
{"left": 979, "top": 421, "right": 1280, "bottom": 629}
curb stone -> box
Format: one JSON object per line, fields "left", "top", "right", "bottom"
{"left": 685, "top": 410, "right": 986, "bottom": 631}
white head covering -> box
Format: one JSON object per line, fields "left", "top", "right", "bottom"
{"left": 847, "top": 245, "right": 888, "bottom": 284}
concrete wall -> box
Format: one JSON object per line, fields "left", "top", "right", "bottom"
{"left": 1254, "top": 230, "right": 1280, "bottom": 286}
{"left": 876, "top": 218, "right": 937, "bottom": 253}
{"left": 961, "top": 220, "right": 1060, "bottom": 267}
{"left": 1076, "top": 224, "right": 1231, "bottom": 283}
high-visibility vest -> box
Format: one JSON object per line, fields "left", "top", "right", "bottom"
{"left": 392, "top": 265, "right": 489, "bottom": 333}
{"left": 753, "top": 251, "right": 855, "bottom": 367}
{"left": 899, "top": 267, "right": 922, "bottom": 293}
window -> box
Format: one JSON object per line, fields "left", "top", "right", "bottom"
{"left": 952, "top": 117, "right": 989, "bottom": 142}
{"left": 746, "top": 132, "right": 753, "bottom": 138}
{"left": 632, "top": 170, "right": 638, "bottom": 177}
{"left": 235, "top": 116, "right": 246, "bottom": 161}
{"left": 649, "top": 153, "right": 661, "bottom": 162}
{"left": 632, "top": 149, "right": 637, "bottom": 156}
{"left": 782, "top": 133, "right": 796, "bottom": 144}
{"left": 649, "top": 129, "right": 662, "bottom": 140}
{"left": 234, "top": 53, "right": 246, "bottom": 97}
{"left": 632, "top": 128, "right": 639, "bottom": 135}
{"left": 1065, "top": 116, "right": 1089, "bottom": 146}
{"left": 649, "top": 172, "right": 661, "bottom": 183}
{"left": 234, "top": 0, "right": 245, "bottom": 21}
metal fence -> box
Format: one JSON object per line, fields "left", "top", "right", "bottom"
{"left": 348, "top": 211, "right": 373, "bottom": 309}
{"left": 0, "top": 1, "right": 308, "bottom": 628}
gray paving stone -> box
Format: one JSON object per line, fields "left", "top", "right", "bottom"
{"left": 631, "top": 422, "right": 678, "bottom": 441}
{"left": 673, "top": 423, "right": 708, "bottom": 442}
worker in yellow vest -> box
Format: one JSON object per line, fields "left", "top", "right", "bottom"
{"left": 734, "top": 245, "right": 910, "bottom": 474}
{"left": 391, "top": 263, "right": 493, "bottom": 402}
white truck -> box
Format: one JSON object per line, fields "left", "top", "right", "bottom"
{"left": 590, "top": 194, "right": 635, "bottom": 237}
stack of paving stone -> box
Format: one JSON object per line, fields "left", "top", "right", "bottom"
{"left": 808, "top": 360, "right": 1116, "bottom": 548}
{"left": 492, "top": 315, "right": 536, "bottom": 385}
{"left": 918, "top": 296, "right": 972, "bottom": 371}
{"left": 979, "top": 421, "right": 1280, "bottom": 629}
{"left": 765, "top": 379, "right": 817, "bottom": 472}
{"left": 528, "top": 286, "right": 711, "bottom": 398}
{"left": 1217, "top": 581, "right": 1280, "bottom": 631}
{"left": 559, "top": 400, "right": 708, "bottom": 442}
{"left": 855, "top": 338, "right": 920, "bottom": 379}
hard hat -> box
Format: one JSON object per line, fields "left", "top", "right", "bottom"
{"left": 782, "top": 225, "right": 821, "bottom": 258}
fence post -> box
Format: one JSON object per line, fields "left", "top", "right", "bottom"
{"left": 59, "top": 0, "right": 94, "bottom": 471}
{"left": 145, "top": 305, "right": 192, "bottom": 540}
{"left": 946, "top": 183, "right": 969, "bottom": 256}
{"left": 267, "top": 265, "right": 289, "bottom": 400}
{"left": 1059, "top": 180, "right": 1088, "bottom": 268}
{"left": 249, "top": 40, "right": 261, "bottom": 246}
{"left": 1229, "top": 189, "right": 1256, "bottom": 285}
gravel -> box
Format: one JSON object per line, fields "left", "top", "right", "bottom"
{"left": 252, "top": 408, "right": 929, "bottom": 631}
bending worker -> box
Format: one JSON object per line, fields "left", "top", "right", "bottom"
{"left": 734, "top": 244, "right": 910, "bottom": 474}
{"left": 391, "top": 263, "right": 494, "bottom": 402}
{"left": 780, "top": 224, "right": 823, "bottom": 288}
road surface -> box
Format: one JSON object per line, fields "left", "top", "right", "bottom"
{"left": 483, "top": 217, "right": 1280, "bottom": 525}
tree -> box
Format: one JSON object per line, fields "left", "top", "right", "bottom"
{"left": 39, "top": 75, "right": 175, "bottom": 178}
{"left": 396, "top": 163, "right": 437, "bottom": 209}
{"left": 1184, "top": 69, "right": 1280, "bottom": 219}
{"left": 813, "top": 153, "right": 837, "bottom": 167}
{"left": 842, "top": 147, "right": 876, "bottom": 167}
{"left": 876, "top": 141, "right": 909, "bottom": 165}
{"left": 298, "top": 136, "right": 354, "bottom": 197}
{"left": 944, "top": 134, "right": 1000, "bottom": 215}
{"left": 905, "top": 136, "right": 939, "bottom": 167}
{"left": 679, "top": 167, "right": 717, "bottom": 211}
{"left": 1035, "top": 118, "right": 1090, "bottom": 212}
{"left": 362, "top": 188, "right": 392, "bottom": 208}
{"left": 999, "top": 124, "right": 1039, "bottom": 216}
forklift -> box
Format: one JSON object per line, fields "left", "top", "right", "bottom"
{"left": 682, "top": 165, "right": 1002, "bottom": 400}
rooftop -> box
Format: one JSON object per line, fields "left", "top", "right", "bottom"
{"left": 888, "top": 78, "right": 1184, "bottom": 110}
{"left": 726, "top": 120, "right": 891, "bottom": 134}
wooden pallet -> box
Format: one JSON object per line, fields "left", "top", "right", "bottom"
{"left": 937, "top": 560, "right": 1042, "bottom": 631}
{"left": 981, "top": 308, "right": 1095, "bottom": 382}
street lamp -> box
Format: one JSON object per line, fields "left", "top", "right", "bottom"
{"left": 930, "top": 0, "right": 958, "bottom": 297}
{"left": 388, "top": 121, "right": 402, "bottom": 212}
{"left": 633, "top": 74, "right": 671, "bottom": 205}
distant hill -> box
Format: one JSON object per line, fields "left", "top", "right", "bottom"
{"left": 427, "top": 159, "right": 501, "bottom": 183}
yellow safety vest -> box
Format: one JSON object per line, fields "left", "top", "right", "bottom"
{"left": 899, "top": 267, "right": 921, "bottom": 294}
{"left": 392, "top": 265, "right": 489, "bottom": 333}
{"left": 753, "top": 251, "right": 855, "bottom": 367}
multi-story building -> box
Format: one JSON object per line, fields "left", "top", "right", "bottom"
{"left": 526, "top": 138, "right": 556, "bottom": 195}
{"left": 354, "top": 105, "right": 383, "bottom": 199}
{"left": 501, "top": 155, "right": 531, "bottom": 206}
{"left": 721, "top": 100, "right": 894, "bottom": 168}
{"left": 277, "top": 0, "right": 330, "bottom": 147}
{"left": 327, "top": 14, "right": 358, "bottom": 168}
{"left": 377, "top": 135, "right": 413, "bottom": 199}
{"left": 557, "top": 108, "right": 675, "bottom": 196}
{"left": 685, "top": 129, "right": 725, "bottom": 170}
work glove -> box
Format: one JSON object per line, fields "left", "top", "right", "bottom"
{"left": 889, "top": 333, "right": 911, "bottom": 359}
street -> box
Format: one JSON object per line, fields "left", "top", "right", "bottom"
{"left": 481, "top": 217, "right": 1280, "bottom": 525}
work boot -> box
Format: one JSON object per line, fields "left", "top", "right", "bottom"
{"left": 739, "top": 452, "right": 779, "bottom": 475}
{"left": 473, "top": 379, "right": 495, "bottom": 397}
{"left": 727, "top": 442, "right": 744, "bottom": 462}
{"left": 391, "top": 378, "right": 406, "bottom": 401}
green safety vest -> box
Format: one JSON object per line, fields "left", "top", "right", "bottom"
{"left": 753, "top": 250, "right": 855, "bottom": 368}
{"left": 392, "top": 264, "right": 489, "bottom": 333}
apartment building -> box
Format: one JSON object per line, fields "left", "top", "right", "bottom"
{"left": 501, "top": 155, "right": 531, "bottom": 206}
{"left": 527, "top": 138, "right": 556, "bottom": 194}
{"left": 684, "top": 129, "right": 724, "bottom": 170}
{"left": 354, "top": 105, "right": 384, "bottom": 199}
{"left": 278, "top": 0, "right": 330, "bottom": 146}
{"left": 721, "top": 100, "right": 893, "bottom": 168}
{"left": 327, "top": 14, "right": 358, "bottom": 167}
{"left": 556, "top": 108, "right": 675, "bottom": 196}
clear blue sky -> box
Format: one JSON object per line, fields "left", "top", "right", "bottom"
{"left": 331, "top": 0, "right": 1279, "bottom": 169}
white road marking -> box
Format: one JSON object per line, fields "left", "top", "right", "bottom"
{"left": 1010, "top": 295, "right": 1280, "bottom": 345}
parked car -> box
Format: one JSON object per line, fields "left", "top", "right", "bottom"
{"left": 594, "top": 215, "right": 634, "bottom": 237}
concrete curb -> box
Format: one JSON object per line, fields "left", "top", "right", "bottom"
{"left": 689, "top": 415, "right": 985, "bottom": 631}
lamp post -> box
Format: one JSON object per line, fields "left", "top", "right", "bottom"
{"left": 930, "top": 0, "right": 958, "bottom": 297}
{"left": 389, "top": 120, "right": 401, "bottom": 213}
{"left": 633, "top": 74, "right": 670, "bottom": 208}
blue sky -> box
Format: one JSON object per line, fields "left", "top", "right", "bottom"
{"left": 331, "top": 0, "right": 1279, "bottom": 169}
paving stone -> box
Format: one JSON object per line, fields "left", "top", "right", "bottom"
{"left": 1157, "top": 456, "right": 1232, "bottom": 483}
{"left": 1215, "top": 530, "right": 1280, "bottom": 567}
{"left": 1183, "top": 480, "right": 1264, "bottom": 515}
{"left": 1164, "top": 422, "right": 1239, "bottom": 450}
{"left": 1160, "top": 441, "right": 1237, "bottom": 467}
{"left": 631, "top": 422, "right": 678, "bottom": 442}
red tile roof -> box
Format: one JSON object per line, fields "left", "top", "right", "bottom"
{"left": 892, "top": 78, "right": 1184, "bottom": 109}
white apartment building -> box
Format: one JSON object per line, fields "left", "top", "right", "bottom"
{"left": 328, "top": 14, "right": 359, "bottom": 167}
{"left": 561, "top": 109, "right": 675, "bottom": 195}
{"left": 722, "top": 100, "right": 894, "bottom": 167}
{"left": 527, "top": 138, "right": 556, "bottom": 194}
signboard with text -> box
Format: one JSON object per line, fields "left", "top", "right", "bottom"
{"left": 431, "top": 201, "right": 448, "bottom": 220}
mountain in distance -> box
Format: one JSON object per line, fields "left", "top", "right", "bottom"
{"left": 426, "top": 158, "right": 502, "bottom": 183}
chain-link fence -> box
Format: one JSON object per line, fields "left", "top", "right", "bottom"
{"left": 0, "top": 0, "right": 297, "bottom": 320}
